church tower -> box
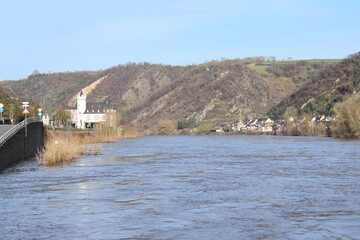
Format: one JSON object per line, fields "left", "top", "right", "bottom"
{"left": 77, "top": 91, "right": 86, "bottom": 128}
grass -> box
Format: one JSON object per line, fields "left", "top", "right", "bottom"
{"left": 36, "top": 126, "right": 142, "bottom": 166}
{"left": 300, "top": 59, "right": 342, "bottom": 63}
{"left": 263, "top": 59, "right": 341, "bottom": 64}
{"left": 247, "top": 59, "right": 341, "bottom": 77}
{"left": 278, "top": 77, "right": 293, "bottom": 85}
{"left": 247, "top": 63, "right": 271, "bottom": 75}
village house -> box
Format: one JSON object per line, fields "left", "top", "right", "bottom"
{"left": 233, "top": 120, "right": 245, "bottom": 131}
{"left": 258, "top": 117, "right": 274, "bottom": 126}
{"left": 70, "top": 91, "right": 117, "bottom": 129}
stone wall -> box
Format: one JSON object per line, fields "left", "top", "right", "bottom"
{"left": 0, "top": 122, "right": 44, "bottom": 170}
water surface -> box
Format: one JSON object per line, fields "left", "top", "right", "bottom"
{"left": 1, "top": 135, "right": 360, "bottom": 239}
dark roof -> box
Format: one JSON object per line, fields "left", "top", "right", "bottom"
{"left": 85, "top": 102, "right": 115, "bottom": 113}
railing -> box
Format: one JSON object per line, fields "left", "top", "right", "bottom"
{"left": 45, "top": 126, "right": 96, "bottom": 131}
{"left": 0, "top": 117, "right": 42, "bottom": 146}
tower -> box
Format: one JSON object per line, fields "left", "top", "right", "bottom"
{"left": 77, "top": 91, "right": 86, "bottom": 128}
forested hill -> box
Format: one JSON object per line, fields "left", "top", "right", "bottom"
{"left": 269, "top": 52, "right": 360, "bottom": 118}
{"left": 0, "top": 86, "right": 23, "bottom": 120}
{"left": 0, "top": 58, "right": 335, "bottom": 128}
{"left": 0, "top": 87, "right": 15, "bottom": 107}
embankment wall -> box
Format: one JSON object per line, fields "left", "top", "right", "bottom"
{"left": 0, "top": 122, "right": 44, "bottom": 170}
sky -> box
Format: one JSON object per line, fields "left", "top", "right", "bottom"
{"left": 1, "top": 0, "right": 360, "bottom": 80}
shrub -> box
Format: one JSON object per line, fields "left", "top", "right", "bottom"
{"left": 333, "top": 94, "right": 360, "bottom": 138}
{"left": 283, "top": 120, "right": 298, "bottom": 136}
{"left": 117, "top": 125, "right": 142, "bottom": 138}
{"left": 157, "top": 119, "right": 177, "bottom": 135}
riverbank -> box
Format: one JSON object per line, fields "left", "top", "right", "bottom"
{"left": 37, "top": 126, "right": 142, "bottom": 166}
{"left": 154, "top": 128, "right": 331, "bottom": 137}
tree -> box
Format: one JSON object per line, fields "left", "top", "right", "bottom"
{"left": 53, "top": 109, "right": 70, "bottom": 127}
{"left": 283, "top": 106, "right": 298, "bottom": 136}
{"left": 29, "top": 102, "right": 42, "bottom": 117}
{"left": 333, "top": 94, "right": 360, "bottom": 138}
{"left": 30, "top": 69, "right": 40, "bottom": 76}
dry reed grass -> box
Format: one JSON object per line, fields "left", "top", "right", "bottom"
{"left": 84, "top": 144, "right": 102, "bottom": 155}
{"left": 37, "top": 126, "right": 142, "bottom": 166}
{"left": 37, "top": 131, "right": 85, "bottom": 166}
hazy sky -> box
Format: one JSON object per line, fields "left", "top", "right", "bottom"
{"left": 1, "top": 0, "right": 359, "bottom": 80}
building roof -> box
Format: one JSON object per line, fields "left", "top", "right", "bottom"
{"left": 85, "top": 102, "right": 116, "bottom": 114}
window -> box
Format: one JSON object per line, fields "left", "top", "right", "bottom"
{"left": 86, "top": 115, "right": 91, "bottom": 120}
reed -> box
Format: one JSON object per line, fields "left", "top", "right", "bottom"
{"left": 84, "top": 144, "right": 102, "bottom": 155}
{"left": 37, "top": 131, "right": 85, "bottom": 166}
{"left": 37, "top": 126, "right": 143, "bottom": 166}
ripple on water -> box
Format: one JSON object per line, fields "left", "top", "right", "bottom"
{"left": 1, "top": 135, "right": 360, "bottom": 239}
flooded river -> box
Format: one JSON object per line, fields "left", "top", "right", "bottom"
{"left": 1, "top": 135, "right": 360, "bottom": 239}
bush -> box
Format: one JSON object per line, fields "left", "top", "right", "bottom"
{"left": 284, "top": 120, "right": 298, "bottom": 136}
{"left": 333, "top": 94, "right": 360, "bottom": 138}
{"left": 157, "top": 119, "right": 177, "bottom": 135}
{"left": 117, "top": 126, "right": 142, "bottom": 138}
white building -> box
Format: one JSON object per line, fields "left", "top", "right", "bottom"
{"left": 70, "top": 91, "right": 116, "bottom": 129}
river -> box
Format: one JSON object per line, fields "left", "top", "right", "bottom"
{"left": 1, "top": 135, "right": 360, "bottom": 239}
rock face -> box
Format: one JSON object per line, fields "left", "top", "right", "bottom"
{"left": 269, "top": 52, "right": 360, "bottom": 118}
{"left": 1, "top": 58, "right": 332, "bottom": 128}
{"left": 83, "top": 62, "right": 279, "bottom": 127}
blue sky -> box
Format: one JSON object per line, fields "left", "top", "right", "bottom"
{"left": 1, "top": 0, "right": 359, "bottom": 80}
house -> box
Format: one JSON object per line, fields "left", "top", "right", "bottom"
{"left": 258, "top": 117, "right": 274, "bottom": 126}
{"left": 245, "top": 119, "right": 257, "bottom": 126}
{"left": 230, "top": 120, "right": 245, "bottom": 131}
{"left": 70, "top": 91, "right": 117, "bottom": 129}
{"left": 220, "top": 124, "right": 231, "bottom": 131}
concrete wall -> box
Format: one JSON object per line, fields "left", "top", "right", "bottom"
{"left": 0, "top": 122, "right": 44, "bottom": 170}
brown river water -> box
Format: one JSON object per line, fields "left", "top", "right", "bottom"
{"left": 1, "top": 135, "right": 360, "bottom": 239}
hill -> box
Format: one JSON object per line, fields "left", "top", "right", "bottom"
{"left": 269, "top": 52, "right": 360, "bottom": 118}
{"left": 0, "top": 71, "right": 104, "bottom": 112}
{"left": 0, "top": 86, "right": 23, "bottom": 122}
{"left": 0, "top": 58, "right": 335, "bottom": 129}
{"left": 0, "top": 87, "right": 15, "bottom": 108}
